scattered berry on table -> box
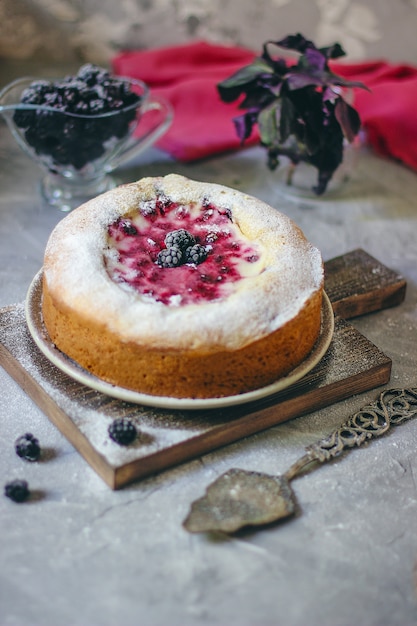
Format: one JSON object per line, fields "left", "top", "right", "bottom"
{"left": 185, "top": 243, "right": 208, "bottom": 265}
{"left": 164, "top": 229, "right": 196, "bottom": 251}
{"left": 157, "top": 246, "right": 183, "bottom": 268}
{"left": 108, "top": 418, "right": 138, "bottom": 446}
{"left": 15, "top": 433, "right": 41, "bottom": 462}
{"left": 4, "top": 479, "right": 30, "bottom": 503}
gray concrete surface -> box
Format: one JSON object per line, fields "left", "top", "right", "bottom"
{"left": 1, "top": 61, "right": 417, "bottom": 626}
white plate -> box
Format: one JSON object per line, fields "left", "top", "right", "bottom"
{"left": 25, "top": 270, "right": 334, "bottom": 410}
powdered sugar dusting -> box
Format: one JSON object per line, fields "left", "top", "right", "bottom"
{"left": 0, "top": 303, "right": 207, "bottom": 470}
{"left": 43, "top": 175, "right": 324, "bottom": 351}
{"left": 0, "top": 298, "right": 391, "bottom": 487}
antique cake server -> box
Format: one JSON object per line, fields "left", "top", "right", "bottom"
{"left": 183, "top": 387, "right": 417, "bottom": 533}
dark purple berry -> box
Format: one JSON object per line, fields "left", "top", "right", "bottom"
{"left": 120, "top": 220, "right": 138, "bottom": 235}
{"left": 20, "top": 86, "right": 46, "bottom": 105}
{"left": 13, "top": 64, "right": 141, "bottom": 172}
{"left": 157, "top": 246, "right": 183, "bottom": 268}
{"left": 4, "top": 479, "right": 30, "bottom": 503}
{"left": 77, "top": 64, "right": 110, "bottom": 87}
{"left": 88, "top": 99, "right": 106, "bottom": 114}
{"left": 12, "top": 108, "right": 36, "bottom": 129}
{"left": 25, "top": 80, "right": 53, "bottom": 101}
{"left": 164, "top": 229, "right": 195, "bottom": 251}
{"left": 185, "top": 244, "right": 208, "bottom": 265}
{"left": 15, "top": 433, "right": 41, "bottom": 462}
{"left": 108, "top": 418, "right": 137, "bottom": 446}
{"left": 60, "top": 83, "right": 82, "bottom": 107}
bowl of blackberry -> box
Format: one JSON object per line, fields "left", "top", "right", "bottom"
{"left": 0, "top": 64, "right": 173, "bottom": 211}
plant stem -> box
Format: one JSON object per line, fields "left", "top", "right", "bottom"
{"left": 286, "top": 162, "right": 296, "bottom": 186}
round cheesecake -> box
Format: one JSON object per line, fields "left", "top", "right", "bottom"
{"left": 42, "top": 174, "right": 324, "bottom": 399}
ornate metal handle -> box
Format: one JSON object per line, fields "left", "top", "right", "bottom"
{"left": 184, "top": 388, "right": 417, "bottom": 533}
{"left": 285, "top": 387, "right": 417, "bottom": 480}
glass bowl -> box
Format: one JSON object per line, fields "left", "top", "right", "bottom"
{"left": 0, "top": 76, "right": 173, "bottom": 211}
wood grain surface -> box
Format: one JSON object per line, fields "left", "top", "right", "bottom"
{"left": 325, "top": 248, "right": 406, "bottom": 318}
{"left": 0, "top": 249, "right": 405, "bottom": 488}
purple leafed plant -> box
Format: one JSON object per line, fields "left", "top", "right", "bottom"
{"left": 217, "top": 33, "right": 369, "bottom": 195}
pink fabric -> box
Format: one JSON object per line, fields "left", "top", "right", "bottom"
{"left": 334, "top": 60, "right": 417, "bottom": 170}
{"left": 113, "top": 41, "right": 417, "bottom": 170}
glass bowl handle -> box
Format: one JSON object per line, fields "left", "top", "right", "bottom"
{"left": 110, "top": 95, "right": 173, "bottom": 170}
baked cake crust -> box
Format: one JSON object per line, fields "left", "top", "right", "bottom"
{"left": 42, "top": 174, "right": 324, "bottom": 398}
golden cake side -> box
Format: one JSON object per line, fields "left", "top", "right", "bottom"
{"left": 41, "top": 174, "right": 324, "bottom": 399}
{"left": 42, "top": 281, "right": 322, "bottom": 398}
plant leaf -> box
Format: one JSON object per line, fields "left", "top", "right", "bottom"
{"left": 303, "top": 123, "right": 322, "bottom": 155}
{"left": 286, "top": 70, "right": 327, "bottom": 90}
{"left": 216, "top": 32, "right": 369, "bottom": 194}
{"left": 233, "top": 111, "right": 258, "bottom": 142}
{"left": 326, "top": 73, "right": 371, "bottom": 91}
{"left": 279, "top": 95, "right": 296, "bottom": 143}
{"left": 303, "top": 47, "right": 327, "bottom": 71}
{"left": 319, "top": 42, "right": 346, "bottom": 60}
{"left": 217, "top": 58, "right": 274, "bottom": 102}
{"left": 274, "top": 33, "right": 316, "bottom": 54}
{"left": 238, "top": 86, "right": 277, "bottom": 111}
{"left": 258, "top": 102, "right": 280, "bottom": 146}
{"left": 334, "top": 99, "right": 361, "bottom": 142}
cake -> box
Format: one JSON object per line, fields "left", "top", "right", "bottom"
{"left": 41, "top": 174, "right": 324, "bottom": 399}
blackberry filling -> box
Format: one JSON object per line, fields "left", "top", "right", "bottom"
{"left": 105, "top": 197, "right": 263, "bottom": 306}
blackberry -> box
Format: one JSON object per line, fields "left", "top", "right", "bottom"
{"left": 157, "top": 246, "right": 183, "bottom": 268}
{"left": 108, "top": 418, "right": 137, "bottom": 446}
{"left": 120, "top": 220, "right": 138, "bottom": 235}
{"left": 33, "top": 109, "right": 64, "bottom": 139}
{"left": 15, "top": 433, "right": 41, "bottom": 462}
{"left": 185, "top": 244, "right": 208, "bottom": 265}
{"left": 164, "top": 229, "right": 195, "bottom": 251}
{"left": 21, "top": 85, "right": 47, "bottom": 105}
{"left": 104, "top": 81, "right": 127, "bottom": 103}
{"left": 59, "top": 83, "right": 83, "bottom": 107}
{"left": 77, "top": 64, "right": 110, "bottom": 86}
{"left": 13, "top": 64, "right": 141, "bottom": 171}
{"left": 12, "top": 108, "right": 36, "bottom": 129}
{"left": 73, "top": 100, "right": 90, "bottom": 115}
{"left": 88, "top": 99, "right": 106, "bottom": 114}
{"left": 43, "top": 90, "right": 64, "bottom": 109}
{"left": 4, "top": 479, "right": 30, "bottom": 503}
{"left": 25, "top": 80, "right": 53, "bottom": 100}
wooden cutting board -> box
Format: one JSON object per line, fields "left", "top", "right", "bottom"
{"left": 0, "top": 249, "right": 406, "bottom": 489}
